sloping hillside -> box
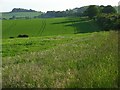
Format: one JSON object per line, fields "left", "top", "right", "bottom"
{"left": 2, "top": 31, "right": 118, "bottom": 88}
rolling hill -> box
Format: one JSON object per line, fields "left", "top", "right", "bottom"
{"left": 1, "top": 8, "right": 42, "bottom": 19}
{"left": 2, "top": 12, "right": 42, "bottom": 19}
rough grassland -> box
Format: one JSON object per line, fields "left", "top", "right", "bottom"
{"left": 2, "top": 31, "right": 118, "bottom": 88}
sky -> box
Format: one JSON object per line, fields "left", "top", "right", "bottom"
{"left": 0, "top": 0, "right": 120, "bottom": 12}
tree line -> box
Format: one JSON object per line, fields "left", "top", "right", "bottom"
{"left": 35, "top": 6, "right": 88, "bottom": 18}
{"left": 11, "top": 8, "right": 37, "bottom": 12}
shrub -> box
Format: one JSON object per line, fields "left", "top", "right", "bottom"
{"left": 17, "top": 34, "right": 29, "bottom": 38}
{"left": 9, "top": 37, "right": 14, "bottom": 39}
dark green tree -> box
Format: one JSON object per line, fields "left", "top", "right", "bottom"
{"left": 99, "top": 5, "right": 105, "bottom": 13}
{"left": 102, "top": 5, "right": 117, "bottom": 14}
{"left": 118, "top": 5, "right": 120, "bottom": 14}
{"left": 84, "top": 5, "right": 99, "bottom": 19}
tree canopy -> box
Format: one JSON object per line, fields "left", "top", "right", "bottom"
{"left": 84, "top": 5, "right": 99, "bottom": 19}
{"left": 101, "top": 5, "right": 117, "bottom": 14}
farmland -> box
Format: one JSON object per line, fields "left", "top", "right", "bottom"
{"left": 2, "top": 17, "right": 118, "bottom": 88}
{"left": 2, "top": 17, "right": 100, "bottom": 38}
{"left": 2, "top": 12, "right": 42, "bottom": 19}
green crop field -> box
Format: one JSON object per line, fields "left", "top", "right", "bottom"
{"left": 2, "top": 17, "right": 118, "bottom": 88}
{"left": 2, "top": 17, "right": 100, "bottom": 38}
{"left": 2, "top": 12, "right": 42, "bottom": 19}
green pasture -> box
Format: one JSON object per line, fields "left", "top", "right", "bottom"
{"left": 2, "top": 17, "right": 101, "bottom": 38}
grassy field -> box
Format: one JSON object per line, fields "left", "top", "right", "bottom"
{"left": 2, "top": 17, "right": 118, "bottom": 88}
{"left": 2, "top": 12, "right": 42, "bottom": 19}
{"left": 2, "top": 17, "right": 100, "bottom": 38}
{"left": 2, "top": 31, "right": 118, "bottom": 88}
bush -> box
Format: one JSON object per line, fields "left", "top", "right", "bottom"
{"left": 9, "top": 37, "right": 14, "bottom": 39}
{"left": 17, "top": 34, "right": 29, "bottom": 38}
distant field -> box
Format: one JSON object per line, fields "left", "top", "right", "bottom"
{"left": 2, "top": 17, "right": 100, "bottom": 38}
{"left": 2, "top": 12, "right": 42, "bottom": 19}
{"left": 2, "top": 31, "right": 118, "bottom": 88}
